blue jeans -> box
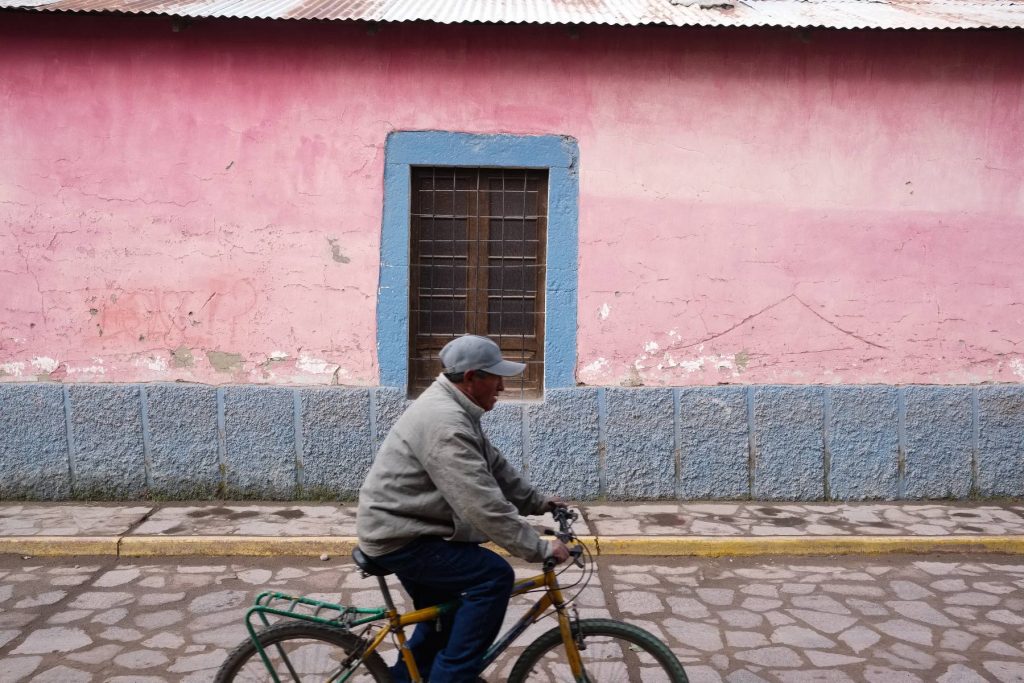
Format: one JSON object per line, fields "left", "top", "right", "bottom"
{"left": 370, "top": 537, "right": 514, "bottom": 683}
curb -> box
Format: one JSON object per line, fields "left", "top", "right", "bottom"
{"left": 0, "top": 536, "right": 120, "bottom": 556}
{"left": 596, "top": 535, "right": 1024, "bottom": 557}
{"left": 3, "top": 534, "right": 1024, "bottom": 558}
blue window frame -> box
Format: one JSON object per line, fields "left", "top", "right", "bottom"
{"left": 377, "top": 131, "right": 579, "bottom": 393}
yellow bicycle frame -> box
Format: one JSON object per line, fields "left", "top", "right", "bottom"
{"left": 357, "top": 563, "right": 585, "bottom": 682}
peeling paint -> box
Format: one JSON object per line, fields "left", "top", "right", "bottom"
{"left": 134, "top": 355, "right": 168, "bottom": 372}
{"left": 643, "top": 341, "right": 660, "bottom": 353}
{"left": 66, "top": 364, "right": 106, "bottom": 375}
{"left": 1011, "top": 358, "right": 1024, "bottom": 380}
{"left": 30, "top": 356, "right": 59, "bottom": 374}
{"left": 269, "top": 350, "right": 288, "bottom": 361}
{"left": 206, "top": 350, "right": 243, "bottom": 372}
{"left": 296, "top": 355, "right": 335, "bottom": 375}
{"left": 171, "top": 346, "right": 194, "bottom": 368}
{"left": 598, "top": 303, "right": 610, "bottom": 320}
{"left": 0, "top": 362, "right": 26, "bottom": 377}
{"left": 580, "top": 357, "right": 610, "bottom": 379}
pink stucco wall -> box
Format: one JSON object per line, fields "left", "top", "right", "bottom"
{"left": 2, "top": 15, "right": 1022, "bottom": 386}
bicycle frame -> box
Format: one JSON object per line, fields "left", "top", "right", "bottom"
{"left": 243, "top": 561, "right": 585, "bottom": 683}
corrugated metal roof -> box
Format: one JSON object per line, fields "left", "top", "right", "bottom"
{"left": 3, "top": 0, "right": 1023, "bottom": 30}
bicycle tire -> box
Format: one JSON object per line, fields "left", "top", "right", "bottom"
{"left": 508, "top": 617, "right": 688, "bottom": 683}
{"left": 214, "top": 621, "right": 392, "bottom": 683}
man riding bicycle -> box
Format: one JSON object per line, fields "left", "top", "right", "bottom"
{"left": 357, "top": 334, "right": 570, "bottom": 683}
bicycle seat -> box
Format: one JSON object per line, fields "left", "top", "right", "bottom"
{"left": 352, "top": 547, "right": 394, "bottom": 577}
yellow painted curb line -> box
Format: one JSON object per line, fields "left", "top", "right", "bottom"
{"left": 0, "top": 536, "right": 119, "bottom": 556}
{"left": 596, "top": 535, "right": 1024, "bottom": 557}
{"left": 120, "top": 536, "right": 360, "bottom": 557}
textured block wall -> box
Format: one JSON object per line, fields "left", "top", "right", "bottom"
{"left": 0, "top": 382, "right": 1021, "bottom": 501}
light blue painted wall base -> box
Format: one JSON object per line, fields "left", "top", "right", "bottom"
{"left": 1, "top": 383, "right": 1022, "bottom": 501}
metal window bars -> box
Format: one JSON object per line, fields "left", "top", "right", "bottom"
{"left": 409, "top": 167, "right": 547, "bottom": 399}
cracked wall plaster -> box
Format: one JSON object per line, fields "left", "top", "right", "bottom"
{"left": 1, "top": 19, "right": 1022, "bottom": 388}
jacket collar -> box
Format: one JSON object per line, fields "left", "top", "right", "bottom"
{"left": 436, "top": 374, "right": 485, "bottom": 422}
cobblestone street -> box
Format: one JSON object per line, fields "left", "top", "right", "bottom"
{"left": 0, "top": 553, "right": 1022, "bottom": 682}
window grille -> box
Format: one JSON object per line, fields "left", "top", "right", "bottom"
{"left": 409, "top": 167, "right": 548, "bottom": 399}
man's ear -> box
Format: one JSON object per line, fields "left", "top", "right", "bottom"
{"left": 463, "top": 369, "right": 477, "bottom": 383}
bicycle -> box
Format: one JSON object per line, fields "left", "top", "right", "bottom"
{"left": 215, "top": 507, "right": 689, "bottom": 682}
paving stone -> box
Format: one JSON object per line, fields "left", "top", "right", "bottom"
{"left": 890, "top": 600, "right": 956, "bottom": 626}
{"left": 938, "top": 629, "right": 977, "bottom": 651}
{"left": 930, "top": 578, "right": 968, "bottom": 592}
{"left": 790, "top": 595, "right": 849, "bottom": 614}
{"left": 100, "top": 626, "right": 145, "bottom": 642}
{"left": 789, "top": 610, "right": 858, "bottom": 634}
{"left": 837, "top": 625, "right": 881, "bottom": 653}
{"left": 697, "top": 588, "right": 736, "bottom": 606}
{"left": 863, "top": 668, "right": 923, "bottom": 683}
{"left": 29, "top": 665, "right": 91, "bottom": 682}
{"left": 134, "top": 609, "right": 184, "bottom": 629}
{"left": 726, "top": 630, "right": 770, "bottom": 648}
{"left": 721, "top": 609, "right": 763, "bottom": 628}
{"left": 726, "top": 671, "right": 770, "bottom": 683}
{"left": 987, "top": 609, "right": 1024, "bottom": 625}
{"left": 887, "top": 642, "right": 938, "bottom": 669}
{"left": 93, "top": 607, "right": 129, "bottom": 625}
{"left": 764, "top": 611, "right": 797, "bottom": 626}
{"left": 741, "top": 597, "right": 783, "bottom": 611}
{"left": 235, "top": 568, "right": 273, "bottom": 585}
{"left": 667, "top": 596, "right": 710, "bottom": 619}
{"left": 781, "top": 672, "right": 858, "bottom": 683}
{"left": 937, "top": 664, "right": 988, "bottom": 683}
{"left": 168, "top": 649, "right": 228, "bottom": 673}
{"left": 806, "top": 651, "right": 864, "bottom": 667}
{"left": 138, "top": 591, "right": 186, "bottom": 607}
{"left": 945, "top": 591, "right": 1000, "bottom": 606}
{"left": 142, "top": 632, "right": 186, "bottom": 649}
{"left": 875, "top": 619, "right": 933, "bottom": 646}
{"left": 770, "top": 625, "right": 836, "bottom": 649}
{"left": 615, "top": 590, "right": 663, "bottom": 614}
{"left": 113, "top": 648, "right": 170, "bottom": 669}
{"left": 846, "top": 598, "right": 889, "bottom": 616}
{"left": 66, "top": 643, "right": 124, "bottom": 664}
{"left": 685, "top": 665, "right": 725, "bottom": 682}
{"left": 94, "top": 568, "right": 142, "bottom": 588}
{"left": 735, "top": 646, "right": 804, "bottom": 667}
{"left": 137, "top": 576, "right": 165, "bottom": 588}
{"left": 193, "top": 624, "right": 249, "bottom": 648}
{"left": 12, "top": 627, "right": 92, "bottom": 654}
{"left": 14, "top": 590, "right": 66, "bottom": 608}
{"left": 984, "top": 640, "right": 1024, "bottom": 657}
{"left": 664, "top": 619, "right": 724, "bottom": 651}
{"left": 68, "top": 591, "right": 134, "bottom": 610}
{"left": 983, "top": 660, "right": 1024, "bottom": 682}
{"left": 188, "top": 589, "right": 248, "bottom": 613}
{"left": 4, "top": 656, "right": 42, "bottom": 681}
{"left": 820, "top": 583, "right": 885, "bottom": 597}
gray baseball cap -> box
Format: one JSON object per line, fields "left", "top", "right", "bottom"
{"left": 440, "top": 335, "right": 526, "bottom": 377}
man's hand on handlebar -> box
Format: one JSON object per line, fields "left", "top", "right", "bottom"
{"left": 548, "top": 539, "right": 571, "bottom": 565}
{"left": 543, "top": 498, "right": 568, "bottom": 513}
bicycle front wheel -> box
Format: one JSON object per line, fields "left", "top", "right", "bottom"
{"left": 214, "top": 621, "right": 391, "bottom": 683}
{"left": 508, "top": 617, "right": 688, "bottom": 683}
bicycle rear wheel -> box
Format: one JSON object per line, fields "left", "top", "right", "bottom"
{"left": 214, "top": 621, "right": 391, "bottom": 682}
{"left": 508, "top": 617, "right": 688, "bottom": 683}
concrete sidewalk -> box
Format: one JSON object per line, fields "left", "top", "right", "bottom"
{"left": 1, "top": 501, "right": 1023, "bottom": 558}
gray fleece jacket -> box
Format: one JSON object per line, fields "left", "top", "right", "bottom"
{"left": 357, "top": 375, "right": 551, "bottom": 563}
